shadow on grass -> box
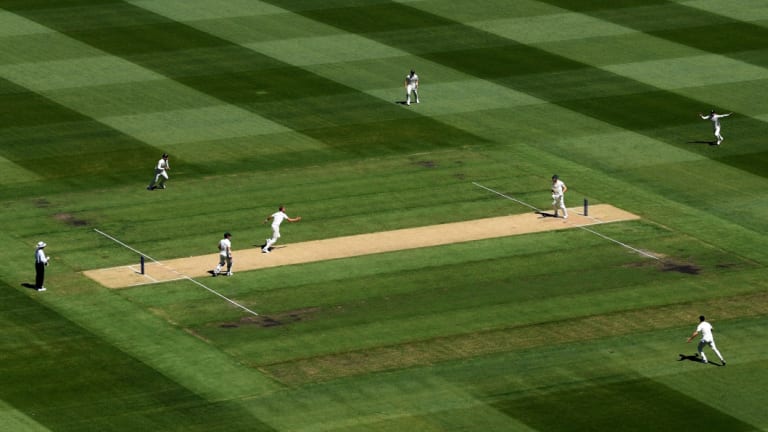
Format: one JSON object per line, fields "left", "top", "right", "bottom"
{"left": 679, "top": 353, "right": 723, "bottom": 366}
{"left": 687, "top": 140, "right": 718, "bottom": 146}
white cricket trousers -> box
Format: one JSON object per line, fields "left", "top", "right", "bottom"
{"left": 552, "top": 193, "right": 567, "bottom": 217}
{"left": 698, "top": 339, "right": 724, "bottom": 363}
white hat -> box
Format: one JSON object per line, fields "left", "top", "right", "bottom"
{"left": 37, "top": 241, "right": 46, "bottom": 248}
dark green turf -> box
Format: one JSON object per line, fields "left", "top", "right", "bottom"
{"left": 2, "top": 1, "right": 768, "bottom": 430}
{"left": 0, "top": 282, "right": 275, "bottom": 432}
{"left": 495, "top": 376, "right": 756, "bottom": 431}
{"left": 6, "top": 1, "right": 485, "bottom": 162}
{"left": 261, "top": 0, "right": 768, "bottom": 180}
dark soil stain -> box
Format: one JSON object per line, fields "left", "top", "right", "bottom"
{"left": 416, "top": 160, "right": 437, "bottom": 168}
{"left": 55, "top": 213, "right": 88, "bottom": 226}
{"left": 661, "top": 262, "right": 701, "bottom": 275}
{"left": 219, "top": 307, "right": 321, "bottom": 329}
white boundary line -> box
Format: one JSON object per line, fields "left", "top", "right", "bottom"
{"left": 94, "top": 229, "right": 260, "bottom": 316}
{"left": 473, "top": 182, "right": 542, "bottom": 212}
{"left": 473, "top": 182, "right": 660, "bottom": 261}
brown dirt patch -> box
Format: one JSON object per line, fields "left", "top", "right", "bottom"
{"left": 84, "top": 203, "right": 639, "bottom": 289}
{"left": 55, "top": 213, "right": 88, "bottom": 226}
{"left": 217, "top": 307, "right": 322, "bottom": 329}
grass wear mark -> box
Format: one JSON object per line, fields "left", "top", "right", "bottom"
{"left": 55, "top": 212, "right": 88, "bottom": 226}
{"left": 219, "top": 307, "right": 320, "bottom": 329}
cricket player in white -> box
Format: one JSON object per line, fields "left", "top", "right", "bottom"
{"left": 687, "top": 315, "right": 726, "bottom": 365}
{"left": 699, "top": 110, "right": 732, "bottom": 145}
{"left": 214, "top": 232, "right": 233, "bottom": 276}
{"left": 551, "top": 174, "right": 568, "bottom": 219}
{"left": 404, "top": 69, "right": 419, "bottom": 106}
{"left": 263, "top": 206, "right": 301, "bottom": 253}
{"left": 147, "top": 153, "right": 170, "bottom": 190}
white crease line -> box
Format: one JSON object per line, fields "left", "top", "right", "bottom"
{"left": 94, "top": 229, "right": 259, "bottom": 316}
{"left": 473, "top": 182, "right": 659, "bottom": 260}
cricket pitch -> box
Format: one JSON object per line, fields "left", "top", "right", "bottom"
{"left": 84, "top": 204, "right": 639, "bottom": 289}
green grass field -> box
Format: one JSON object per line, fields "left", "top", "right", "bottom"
{"left": 2, "top": 0, "right": 768, "bottom": 430}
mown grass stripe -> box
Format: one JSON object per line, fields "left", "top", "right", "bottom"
{"left": 0, "top": 77, "right": 179, "bottom": 192}
{"left": 541, "top": 0, "right": 768, "bottom": 64}
{"left": 5, "top": 2, "right": 485, "bottom": 157}
{"left": 0, "top": 281, "right": 277, "bottom": 431}
{"left": 261, "top": 289, "right": 768, "bottom": 385}
{"left": 262, "top": 0, "right": 768, "bottom": 177}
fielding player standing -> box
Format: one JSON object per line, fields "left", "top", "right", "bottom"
{"left": 687, "top": 315, "right": 726, "bottom": 365}
{"left": 213, "top": 232, "right": 233, "bottom": 276}
{"left": 699, "top": 110, "right": 732, "bottom": 146}
{"left": 147, "top": 153, "right": 170, "bottom": 190}
{"left": 262, "top": 206, "right": 301, "bottom": 253}
{"left": 551, "top": 174, "right": 568, "bottom": 219}
{"left": 404, "top": 69, "right": 419, "bottom": 106}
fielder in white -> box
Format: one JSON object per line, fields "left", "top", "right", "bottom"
{"left": 699, "top": 110, "right": 732, "bottom": 146}
{"left": 687, "top": 315, "right": 726, "bottom": 366}
{"left": 147, "top": 153, "right": 170, "bottom": 190}
{"left": 404, "top": 69, "right": 419, "bottom": 106}
{"left": 213, "top": 232, "right": 233, "bottom": 276}
{"left": 551, "top": 174, "right": 568, "bottom": 219}
{"left": 263, "top": 206, "right": 301, "bottom": 253}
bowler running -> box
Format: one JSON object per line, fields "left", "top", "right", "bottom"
{"left": 263, "top": 206, "right": 301, "bottom": 253}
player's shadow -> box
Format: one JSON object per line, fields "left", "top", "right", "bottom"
{"left": 686, "top": 140, "right": 718, "bottom": 146}
{"left": 678, "top": 353, "right": 722, "bottom": 366}
{"left": 535, "top": 211, "right": 558, "bottom": 218}
{"left": 20, "top": 283, "right": 37, "bottom": 290}
{"left": 395, "top": 101, "right": 409, "bottom": 105}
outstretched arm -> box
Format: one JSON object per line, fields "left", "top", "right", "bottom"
{"left": 686, "top": 330, "right": 699, "bottom": 343}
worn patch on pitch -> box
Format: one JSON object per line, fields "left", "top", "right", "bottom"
{"left": 217, "top": 307, "right": 321, "bottom": 329}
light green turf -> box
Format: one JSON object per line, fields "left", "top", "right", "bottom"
{"left": 0, "top": 400, "right": 50, "bottom": 432}
{"left": 0, "top": 156, "right": 41, "bottom": 184}
{"left": 0, "top": 10, "right": 52, "bottom": 37}
{"left": 101, "top": 105, "right": 290, "bottom": 145}
{"left": 674, "top": 79, "right": 768, "bottom": 116}
{"left": 0, "top": 33, "right": 103, "bottom": 66}
{"left": 0, "top": 56, "right": 163, "bottom": 91}
{"left": 394, "top": 0, "right": 563, "bottom": 21}
{"left": 677, "top": 0, "right": 768, "bottom": 22}
{"left": 43, "top": 80, "right": 226, "bottom": 118}
{"left": 2, "top": 1, "right": 768, "bottom": 431}
{"left": 246, "top": 34, "right": 408, "bottom": 66}
{"left": 472, "top": 12, "right": 636, "bottom": 44}
{"left": 603, "top": 54, "right": 768, "bottom": 90}
{"left": 535, "top": 33, "right": 701, "bottom": 66}
{"left": 129, "top": 0, "right": 288, "bottom": 21}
